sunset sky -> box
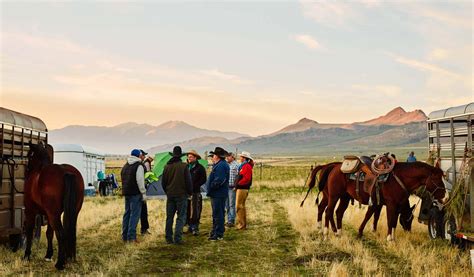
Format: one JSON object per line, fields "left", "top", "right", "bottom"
{"left": 1, "top": 1, "right": 472, "bottom": 136}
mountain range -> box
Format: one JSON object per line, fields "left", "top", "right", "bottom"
{"left": 49, "top": 107, "right": 428, "bottom": 155}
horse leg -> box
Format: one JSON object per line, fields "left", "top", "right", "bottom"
{"left": 45, "top": 224, "right": 54, "bottom": 261}
{"left": 357, "top": 206, "right": 375, "bottom": 238}
{"left": 372, "top": 205, "right": 382, "bottom": 232}
{"left": 335, "top": 195, "right": 351, "bottom": 236}
{"left": 316, "top": 194, "right": 328, "bottom": 232}
{"left": 385, "top": 203, "right": 398, "bottom": 242}
{"left": 324, "top": 196, "right": 338, "bottom": 238}
{"left": 49, "top": 215, "right": 66, "bottom": 270}
{"left": 23, "top": 212, "right": 36, "bottom": 261}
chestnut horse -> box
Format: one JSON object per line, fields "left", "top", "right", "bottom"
{"left": 304, "top": 163, "right": 415, "bottom": 237}
{"left": 323, "top": 162, "right": 446, "bottom": 241}
{"left": 24, "top": 143, "right": 84, "bottom": 270}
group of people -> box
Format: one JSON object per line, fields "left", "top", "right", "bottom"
{"left": 121, "top": 146, "right": 254, "bottom": 244}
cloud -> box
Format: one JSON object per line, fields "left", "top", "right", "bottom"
{"left": 300, "top": 1, "right": 355, "bottom": 26}
{"left": 387, "top": 52, "right": 463, "bottom": 80}
{"left": 293, "top": 34, "right": 321, "bottom": 50}
{"left": 199, "top": 69, "right": 252, "bottom": 84}
{"left": 411, "top": 4, "right": 472, "bottom": 29}
{"left": 351, "top": 84, "right": 401, "bottom": 97}
{"left": 427, "top": 48, "right": 449, "bottom": 61}
{"left": 2, "top": 31, "right": 91, "bottom": 54}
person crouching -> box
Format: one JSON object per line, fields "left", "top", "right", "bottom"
{"left": 206, "top": 147, "right": 230, "bottom": 241}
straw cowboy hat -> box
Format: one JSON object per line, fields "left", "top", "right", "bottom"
{"left": 208, "top": 147, "right": 229, "bottom": 158}
{"left": 187, "top": 149, "right": 201, "bottom": 160}
{"left": 239, "top": 151, "right": 253, "bottom": 161}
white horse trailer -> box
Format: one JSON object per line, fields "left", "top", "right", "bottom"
{"left": 427, "top": 103, "right": 474, "bottom": 252}
{"left": 52, "top": 144, "right": 105, "bottom": 187}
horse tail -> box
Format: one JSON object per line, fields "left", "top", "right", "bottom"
{"left": 63, "top": 173, "right": 78, "bottom": 261}
{"left": 315, "top": 191, "right": 321, "bottom": 205}
{"left": 318, "top": 163, "right": 337, "bottom": 192}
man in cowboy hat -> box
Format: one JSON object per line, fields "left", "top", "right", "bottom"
{"left": 162, "top": 146, "right": 193, "bottom": 244}
{"left": 206, "top": 147, "right": 230, "bottom": 241}
{"left": 186, "top": 150, "right": 207, "bottom": 235}
{"left": 235, "top": 151, "right": 254, "bottom": 230}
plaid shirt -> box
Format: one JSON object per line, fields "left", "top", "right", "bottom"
{"left": 228, "top": 160, "right": 239, "bottom": 188}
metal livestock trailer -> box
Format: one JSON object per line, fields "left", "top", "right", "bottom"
{"left": 426, "top": 102, "right": 474, "bottom": 248}
{"left": 0, "top": 107, "right": 48, "bottom": 250}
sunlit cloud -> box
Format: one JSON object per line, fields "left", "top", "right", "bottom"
{"left": 199, "top": 69, "right": 253, "bottom": 84}
{"left": 293, "top": 34, "right": 321, "bottom": 50}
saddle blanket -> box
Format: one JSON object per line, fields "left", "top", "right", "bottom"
{"left": 348, "top": 172, "right": 390, "bottom": 183}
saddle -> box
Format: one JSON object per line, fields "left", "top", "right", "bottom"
{"left": 341, "top": 154, "right": 393, "bottom": 206}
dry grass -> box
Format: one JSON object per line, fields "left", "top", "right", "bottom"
{"left": 0, "top": 179, "right": 471, "bottom": 276}
{"left": 282, "top": 193, "right": 471, "bottom": 276}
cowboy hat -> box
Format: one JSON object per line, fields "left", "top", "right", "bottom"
{"left": 187, "top": 149, "right": 201, "bottom": 160}
{"left": 239, "top": 151, "right": 253, "bottom": 161}
{"left": 208, "top": 147, "right": 228, "bottom": 158}
{"left": 169, "top": 146, "right": 184, "bottom": 157}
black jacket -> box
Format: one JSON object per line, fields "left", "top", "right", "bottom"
{"left": 189, "top": 162, "right": 207, "bottom": 193}
{"left": 162, "top": 157, "right": 192, "bottom": 197}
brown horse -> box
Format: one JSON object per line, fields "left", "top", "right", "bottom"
{"left": 324, "top": 161, "right": 447, "bottom": 241}
{"left": 24, "top": 143, "right": 84, "bottom": 270}
{"left": 305, "top": 163, "right": 415, "bottom": 237}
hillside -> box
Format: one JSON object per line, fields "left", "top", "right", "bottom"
{"left": 49, "top": 121, "right": 247, "bottom": 154}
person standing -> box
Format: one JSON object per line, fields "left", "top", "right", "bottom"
{"left": 225, "top": 152, "right": 239, "bottom": 227}
{"left": 407, "top": 151, "right": 417, "bottom": 163}
{"left": 121, "top": 149, "right": 147, "bottom": 243}
{"left": 162, "top": 146, "right": 192, "bottom": 244}
{"left": 186, "top": 150, "right": 207, "bottom": 235}
{"left": 206, "top": 147, "right": 230, "bottom": 241}
{"left": 235, "top": 151, "right": 254, "bottom": 230}
{"left": 140, "top": 150, "right": 152, "bottom": 235}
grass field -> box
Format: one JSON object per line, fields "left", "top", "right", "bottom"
{"left": 0, "top": 165, "right": 471, "bottom": 276}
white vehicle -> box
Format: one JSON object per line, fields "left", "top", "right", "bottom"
{"left": 52, "top": 144, "right": 105, "bottom": 187}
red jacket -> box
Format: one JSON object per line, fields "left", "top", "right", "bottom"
{"left": 236, "top": 162, "right": 253, "bottom": 189}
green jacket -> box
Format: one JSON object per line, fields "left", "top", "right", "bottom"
{"left": 162, "top": 157, "right": 193, "bottom": 197}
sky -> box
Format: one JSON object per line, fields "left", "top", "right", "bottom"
{"left": 1, "top": 1, "right": 473, "bottom": 136}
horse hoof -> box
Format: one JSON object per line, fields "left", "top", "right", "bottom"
{"left": 45, "top": 258, "right": 52, "bottom": 262}
{"left": 55, "top": 263, "right": 65, "bottom": 270}
{"left": 335, "top": 229, "right": 342, "bottom": 237}
{"left": 357, "top": 233, "right": 363, "bottom": 239}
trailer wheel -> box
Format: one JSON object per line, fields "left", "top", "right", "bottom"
{"left": 9, "top": 234, "right": 23, "bottom": 252}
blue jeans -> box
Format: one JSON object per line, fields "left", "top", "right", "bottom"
{"left": 122, "top": 195, "right": 143, "bottom": 241}
{"left": 225, "top": 189, "right": 236, "bottom": 224}
{"left": 210, "top": 197, "right": 227, "bottom": 238}
{"left": 166, "top": 196, "right": 188, "bottom": 243}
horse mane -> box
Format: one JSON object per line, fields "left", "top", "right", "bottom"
{"left": 28, "top": 144, "right": 52, "bottom": 169}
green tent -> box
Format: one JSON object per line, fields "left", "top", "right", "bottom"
{"left": 152, "top": 152, "right": 208, "bottom": 179}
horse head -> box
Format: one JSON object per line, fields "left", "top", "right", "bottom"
{"left": 425, "top": 166, "right": 448, "bottom": 206}
{"left": 27, "top": 142, "right": 52, "bottom": 173}
{"left": 399, "top": 204, "right": 416, "bottom": 231}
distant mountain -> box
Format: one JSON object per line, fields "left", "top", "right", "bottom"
{"left": 49, "top": 121, "right": 248, "bottom": 154}
{"left": 358, "top": 107, "right": 427, "bottom": 126}
{"left": 145, "top": 106, "right": 428, "bottom": 155}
